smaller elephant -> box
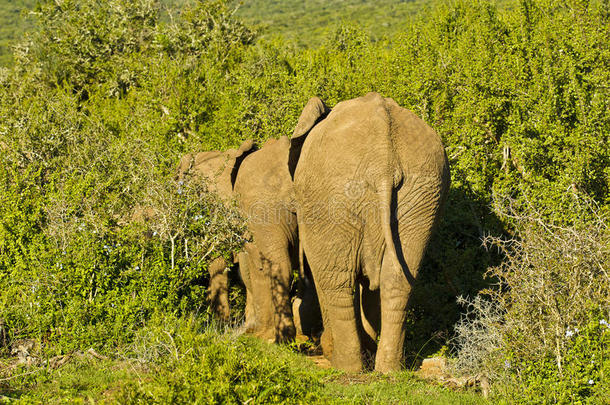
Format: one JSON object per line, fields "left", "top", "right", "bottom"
{"left": 175, "top": 140, "right": 256, "bottom": 321}
{"left": 233, "top": 137, "right": 300, "bottom": 342}
{"left": 177, "top": 138, "right": 322, "bottom": 343}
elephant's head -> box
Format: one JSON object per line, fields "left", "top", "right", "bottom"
{"left": 176, "top": 139, "right": 257, "bottom": 201}
{"left": 288, "top": 97, "right": 330, "bottom": 179}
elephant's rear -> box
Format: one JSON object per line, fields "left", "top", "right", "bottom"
{"left": 294, "top": 92, "right": 448, "bottom": 192}
{"left": 292, "top": 93, "right": 450, "bottom": 372}
{"left": 293, "top": 93, "right": 449, "bottom": 272}
{"left": 384, "top": 96, "right": 449, "bottom": 197}
{"left": 384, "top": 96, "right": 450, "bottom": 275}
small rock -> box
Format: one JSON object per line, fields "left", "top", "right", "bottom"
{"left": 417, "top": 357, "right": 490, "bottom": 397}
{"left": 310, "top": 355, "right": 332, "bottom": 369}
{"left": 419, "top": 357, "right": 449, "bottom": 379}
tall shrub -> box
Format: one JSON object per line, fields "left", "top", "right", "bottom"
{"left": 452, "top": 195, "right": 610, "bottom": 402}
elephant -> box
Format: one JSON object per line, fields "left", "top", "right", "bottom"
{"left": 233, "top": 136, "right": 322, "bottom": 342}
{"left": 177, "top": 138, "right": 322, "bottom": 341}
{"left": 175, "top": 140, "right": 256, "bottom": 321}
{"left": 289, "top": 92, "right": 450, "bottom": 373}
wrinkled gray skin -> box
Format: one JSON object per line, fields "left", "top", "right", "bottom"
{"left": 290, "top": 93, "right": 450, "bottom": 373}
{"left": 234, "top": 137, "right": 320, "bottom": 342}
{"left": 237, "top": 242, "right": 269, "bottom": 335}
{"left": 177, "top": 139, "right": 321, "bottom": 341}
{"left": 175, "top": 140, "right": 256, "bottom": 321}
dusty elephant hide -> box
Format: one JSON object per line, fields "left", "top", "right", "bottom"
{"left": 290, "top": 92, "right": 450, "bottom": 373}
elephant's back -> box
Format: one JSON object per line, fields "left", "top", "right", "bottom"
{"left": 234, "top": 137, "right": 293, "bottom": 210}
{"left": 294, "top": 93, "right": 448, "bottom": 190}
{"left": 295, "top": 94, "right": 384, "bottom": 181}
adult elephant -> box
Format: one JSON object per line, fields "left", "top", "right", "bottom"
{"left": 289, "top": 93, "right": 450, "bottom": 373}
{"left": 234, "top": 137, "right": 321, "bottom": 342}
{"left": 176, "top": 140, "right": 256, "bottom": 321}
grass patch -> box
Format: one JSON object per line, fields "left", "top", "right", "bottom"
{"left": 1, "top": 358, "right": 144, "bottom": 403}
{"left": 322, "top": 372, "right": 487, "bottom": 404}
{"left": 1, "top": 318, "right": 488, "bottom": 404}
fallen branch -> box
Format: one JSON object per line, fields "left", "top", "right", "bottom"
{"left": 86, "top": 348, "right": 108, "bottom": 360}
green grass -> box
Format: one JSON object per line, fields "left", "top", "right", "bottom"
{"left": 0, "top": 316, "right": 489, "bottom": 404}
{"left": 234, "top": 0, "right": 436, "bottom": 47}
{"left": 1, "top": 358, "right": 140, "bottom": 403}
{"left": 1, "top": 325, "right": 490, "bottom": 404}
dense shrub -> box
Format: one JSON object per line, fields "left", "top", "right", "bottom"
{"left": 0, "top": 0, "right": 250, "bottom": 353}
{"left": 452, "top": 196, "right": 610, "bottom": 402}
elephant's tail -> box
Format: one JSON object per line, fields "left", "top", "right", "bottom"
{"left": 378, "top": 178, "right": 404, "bottom": 281}
{"left": 298, "top": 240, "right": 305, "bottom": 282}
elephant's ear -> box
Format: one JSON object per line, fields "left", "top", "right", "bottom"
{"left": 292, "top": 97, "right": 330, "bottom": 140}
{"left": 237, "top": 139, "right": 255, "bottom": 154}
{"left": 230, "top": 139, "right": 257, "bottom": 189}
{"left": 289, "top": 97, "right": 330, "bottom": 179}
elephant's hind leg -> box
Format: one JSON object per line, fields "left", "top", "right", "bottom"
{"left": 251, "top": 258, "right": 275, "bottom": 341}
{"left": 316, "top": 270, "right": 363, "bottom": 372}
{"left": 208, "top": 257, "right": 230, "bottom": 322}
{"left": 375, "top": 225, "right": 434, "bottom": 373}
{"left": 375, "top": 247, "right": 412, "bottom": 373}
{"left": 313, "top": 284, "right": 333, "bottom": 359}
{"left": 266, "top": 251, "right": 296, "bottom": 343}
{"left": 237, "top": 249, "right": 257, "bottom": 333}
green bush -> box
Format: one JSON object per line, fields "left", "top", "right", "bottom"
{"left": 452, "top": 196, "right": 610, "bottom": 403}
{"left": 0, "top": 0, "right": 250, "bottom": 353}
{"left": 511, "top": 312, "right": 609, "bottom": 404}
{"left": 115, "top": 316, "right": 325, "bottom": 404}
